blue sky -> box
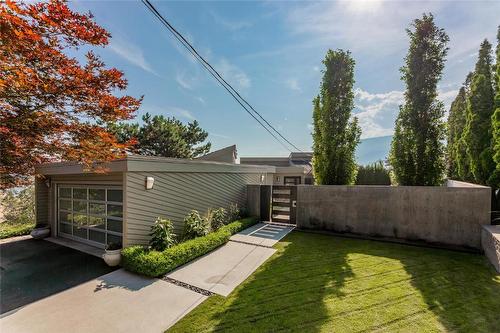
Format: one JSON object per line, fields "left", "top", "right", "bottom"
{"left": 71, "top": 0, "right": 500, "bottom": 157}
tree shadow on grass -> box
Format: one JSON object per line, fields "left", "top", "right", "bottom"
{"left": 169, "top": 231, "right": 355, "bottom": 332}
{"left": 168, "top": 232, "right": 500, "bottom": 332}
{"left": 394, "top": 244, "right": 500, "bottom": 332}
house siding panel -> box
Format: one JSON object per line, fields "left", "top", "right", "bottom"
{"left": 35, "top": 178, "right": 49, "bottom": 226}
{"left": 125, "top": 172, "right": 264, "bottom": 245}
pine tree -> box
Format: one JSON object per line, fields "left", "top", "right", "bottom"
{"left": 463, "top": 39, "right": 495, "bottom": 184}
{"left": 389, "top": 14, "right": 449, "bottom": 185}
{"left": 447, "top": 87, "right": 467, "bottom": 179}
{"left": 489, "top": 26, "right": 500, "bottom": 187}
{"left": 312, "top": 49, "right": 361, "bottom": 185}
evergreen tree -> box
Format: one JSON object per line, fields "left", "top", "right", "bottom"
{"left": 389, "top": 14, "right": 449, "bottom": 185}
{"left": 489, "top": 26, "right": 500, "bottom": 187}
{"left": 463, "top": 39, "right": 495, "bottom": 184}
{"left": 447, "top": 87, "right": 467, "bottom": 179}
{"left": 109, "top": 113, "right": 211, "bottom": 158}
{"left": 312, "top": 49, "right": 361, "bottom": 185}
{"left": 456, "top": 73, "right": 475, "bottom": 181}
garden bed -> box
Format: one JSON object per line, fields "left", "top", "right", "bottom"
{"left": 122, "top": 217, "right": 257, "bottom": 277}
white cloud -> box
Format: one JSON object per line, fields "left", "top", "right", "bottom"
{"left": 210, "top": 11, "right": 252, "bottom": 31}
{"left": 354, "top": 88, "right": 404, "bottom": 138}
{"left": 217, "top": 58, "right": 251, "bottom": 89}
{"left": 438, "top": 89, "right": 459, "bottom": 111}
{"left": 285, "top": 1, "right": 444, "bottom": 54}
{"left": 108, "top": 38, "right": 157, "bottom": 75}
{"left": 175, "top": 71, "right": 194, "bottom": 90}
{"left": 143, "top": 105, "right": 196, "bottom": 121}
{"left": 196, "top": 97, "right": 206, "bottom": 105}
{"left": 353, "top": 87, "right": 460, "bottom": 138}
{"left": 307, "top": 123, "right": 314, "bottom": 130}
{"left": 285, "top": 78, "right": 301, "bottom": 92}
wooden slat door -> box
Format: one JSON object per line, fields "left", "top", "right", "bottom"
{"left": 271, "top": 185, "right": 297, "bottom": 224}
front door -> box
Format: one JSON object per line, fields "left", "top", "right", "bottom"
{"left": 271, "top": 185, "right": 297, "bottom": 224}
{"left": 57, "top": 185, "right": 123, "bottom": 248}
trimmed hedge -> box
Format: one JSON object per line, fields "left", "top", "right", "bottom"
{"left": 122, "top": 217, "right": 257, "bottom": 277}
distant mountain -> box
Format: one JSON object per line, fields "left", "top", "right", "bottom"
{"left": 355, "top": 135, "right": 392, "bottom": 165}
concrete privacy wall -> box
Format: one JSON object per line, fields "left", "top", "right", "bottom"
{"left": 296, "top": 184, "right": 491, "bottom": 249}
{"left": 125, "top": 172, "right": 265, "bottom": 246}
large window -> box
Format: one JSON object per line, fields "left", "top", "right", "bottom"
{"left": 58, "top": 185, "right": 123, "bottom": 248}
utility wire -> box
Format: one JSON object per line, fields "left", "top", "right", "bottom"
{"left": 141, "top": 0, "right": 303, "bottom": 153}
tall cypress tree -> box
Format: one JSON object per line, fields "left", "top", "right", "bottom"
{"left": 463, "top": 39, "right": 495, "bottom": 184}
{"left": 456, "top": 73, "right": 475, "bottom": 181}
{"left": 390, "top": 14, "right": 449, "bottom": 185}
{"left": 447, "top": 86, "right": 467, "bottom": 179}
{"left": 312, "top": 49, "right": 361, "bottom": 185}
{"left": 489, "top": 26, "right": 500, "bottom": 187}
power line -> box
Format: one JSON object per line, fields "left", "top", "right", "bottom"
{"left": 141, "top": 0, "right": 303, "bottom": 153}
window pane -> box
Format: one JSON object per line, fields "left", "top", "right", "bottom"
{"left": 88, "top": 216, "right": 105, "bottom": 229}
{"left": 73, "top": 226, "right": 87, "bottom": 239}
{"left": 73, "top": 188, "right": 87, "bottom": 200}
{"left": 59, "top": 188, "right": 71, "bottom": 198}
{"left": 107, "top": 219, "right": 123, "bottom": 233}
{"left": 107, "top": 190, "right": 122, "bottom": 202}
{"left": 107, "top": 233, "right": 122, "bottom": 246}
{"left": 89, "top": 230, "right": 105, "bottom": 244}
{"left": 107, "top": 204, "right": 122, "bottom": 218}
{"left": 60, "top": 223, "right": 72, "bottom": 234}
{"left": 73, "top": 201, "right": 87, "bottom": 213}
{"left": 73, "top": 214, "right": 87, "bottom": 227}
{"left": 59, "top": 211, "right": 72, "bottom": 223}
{"left": 89, "top": 203, "right": 105, "bottom": 216}
{"left": 89, "top": 189, "right": 105, "bottom": 201}
{"left": 59, "top": 199, "right": 72, "bottom": 211}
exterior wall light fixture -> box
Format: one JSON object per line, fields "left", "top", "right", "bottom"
{"left": 145, "top": 176, "right": 155, "bottom": 190}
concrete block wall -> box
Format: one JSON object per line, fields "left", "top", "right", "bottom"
{"left": 296, "top": 184, "right": 491, "bottom": 250}
{"left": 481, "top": 225, "right": 500, "bottom": 272}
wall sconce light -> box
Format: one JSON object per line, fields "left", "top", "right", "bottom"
{"left": 44, "top": 178, "right": 51, "bottom": 188}
{"left": 260, "top": 174, "right": 265, "bottom": 183}
{"left": 145, "top": 176, "right": 155, "bottom": 190}
{"left": 276, "top": 176, "right": 280, "bottom": 182}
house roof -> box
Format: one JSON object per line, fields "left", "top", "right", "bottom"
{"left": 197, "top": 145, "right": 237, "bottom": 164}
{"left": 35, "top": 154, "right": 275, "bottom": 176}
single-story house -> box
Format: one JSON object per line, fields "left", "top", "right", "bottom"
{"left": 35, "top": 155, "right": 274, "bottom": 249}
{"left": 240, "top": 152, "right": 314, "bottom": 185}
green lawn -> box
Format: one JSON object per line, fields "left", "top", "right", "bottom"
{"left": 169, "top": 231, "right": 500, "bottom": 333}
{"left": 0, "top": 221, "right": 34, "bottom": 239}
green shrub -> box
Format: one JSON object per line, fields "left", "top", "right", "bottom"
{"left": 355, "top": 160, "right": 392, "bottom": 185}
{"left": 227, "top": 203, "right": 243, "bottom": 223}
{"left": 149, "top": 217, "right": 176, "bottom": 251}
{"left": 0, "top": 185, "right": 36, "bottom": 239}
{"left": 207, "top": 207, "right": 227, "bottom": 231}
{"left": 122, "top": 217, "right": 257, "bottom": 277}
{"left": 183, "top": 210, "right": 210, "bottom": 240}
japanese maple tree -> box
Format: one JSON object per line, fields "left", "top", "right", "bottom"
{"left": 0, "top": 0, "right": 142, "bottom": 188}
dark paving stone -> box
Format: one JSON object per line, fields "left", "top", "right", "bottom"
{"left": 0, "top": 239, "right": 116, "bottom": 314}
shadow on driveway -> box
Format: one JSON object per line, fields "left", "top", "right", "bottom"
{"left": 0, "top": 238, "right": 116, "bottom": 314}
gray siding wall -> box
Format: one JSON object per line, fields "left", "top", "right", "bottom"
{"left": 125, "top": 172, "right": 264, "bottom": 246}
{"left": 296, "top": 185, "right": 491, "bottom": 249}
{"left": 35, "top": 178, "right": 49, "bottom": 226}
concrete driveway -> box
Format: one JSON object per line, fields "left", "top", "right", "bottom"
{"left": 0, "top": 238, "right": 116, "bottom": 314}
{"left": 0, "top": 269, "right": 206, "bottom": 333}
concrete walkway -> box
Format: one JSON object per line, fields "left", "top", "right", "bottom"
{"left": 230, "top": 222, "right": 295, "bottom": 247}
{"left": 167, "top": 223, "right": 294, "bottom": 296}
{"left": 0, "top": 269, "right": 207, "bottom": 333}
